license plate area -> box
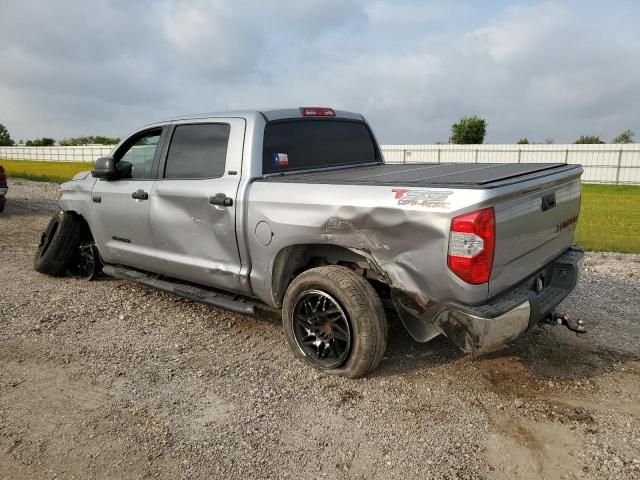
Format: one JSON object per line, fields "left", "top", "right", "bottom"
{"left": 528, "top": 263, "right": 555, "bottom": 295}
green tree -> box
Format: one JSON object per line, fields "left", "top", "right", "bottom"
{"left": 26, "top": 137, "right": 56, "bottom": 146}
{"left": 60, "top": 135, "right": 120, "bottom": 146}
{"left": 450, "top": 116, "right": 487, "bottom": 144}
{"left": 575, "top": 135, "right": 604, "bottom": 144}
{"left": 517, "top": 138, "right": 529, "bottom": 144}
{"left": 611, "top": 129, "right": 634, "bottom": 144}
{"left": 93, "top": 135, "right": 120, "bottom": 145}
{"left": 0, "top": 123, "right": 14, "bottom": 146}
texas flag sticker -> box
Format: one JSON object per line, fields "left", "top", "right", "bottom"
{"left": 272, "top": 152, "right": 289, "bottom": 167}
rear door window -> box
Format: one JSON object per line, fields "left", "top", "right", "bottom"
{"left": 164, "top": 124, "right": 230, "bottom": 179}
{"left": 262, "top": 120, "right": 379, "bottom": 174}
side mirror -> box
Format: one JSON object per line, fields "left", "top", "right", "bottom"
{"left": 92, "top": 156, "right": 118, "bottom": 179}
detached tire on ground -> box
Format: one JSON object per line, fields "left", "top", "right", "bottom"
{"left": 282, "top": 265, "right": 388, "bottom": 378}
{"left": 34, "top": 211, "right": 84, "bottom": 276}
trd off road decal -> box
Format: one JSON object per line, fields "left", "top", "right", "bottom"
{"left": 392, "top": 188, "right": 453, "bottom": 208}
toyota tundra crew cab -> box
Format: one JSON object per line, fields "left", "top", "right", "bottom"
{"left": 36, "top": 107, "right": 584, "bottom": 377}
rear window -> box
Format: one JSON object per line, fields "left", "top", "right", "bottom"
{"left": 262, "top": 120, "right": 379, "bottom": 174}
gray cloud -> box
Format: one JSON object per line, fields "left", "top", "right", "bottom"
{"left": 1, "top": 0, "right": 639, "bottom": 143}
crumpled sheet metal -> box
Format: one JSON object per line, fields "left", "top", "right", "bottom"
{"left": 321, "top": 204, "right": 456, "bottom": 343}
{"left": 321, "top": 205, "right": 528, "bottom": 352}
{"left": 436, "top": 301, "right": 531, "bottom": 353}
{"left": 247, "top": 182, "right": 489, "bottom": 343}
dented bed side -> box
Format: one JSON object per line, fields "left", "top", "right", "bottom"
{"left": 246, "top": 166, "right": 583, "bottom": 349}
{"left": 246, "top": 167, "right": 581, "bottom": 302}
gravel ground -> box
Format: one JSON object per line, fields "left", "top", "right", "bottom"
{"left": 1, "top": 178, "right": 639, "bottom": 480}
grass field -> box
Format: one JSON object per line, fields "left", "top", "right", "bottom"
{"left": 575, "top": 184, "right": 640, "bottom": 254}
{"left": 1, "top": 159, "right": 95, "bottom": 183}
{"left": 1, "top": 159, "right": 639, "bottom": 253}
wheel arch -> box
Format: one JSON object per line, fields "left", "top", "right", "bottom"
{"left": 270, "top": 243, "right": 388, "bottom": 308}
{"left": 64, "top": 209, "right": 94, "bottom": 243}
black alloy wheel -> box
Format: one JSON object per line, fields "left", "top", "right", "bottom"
{"left": 291, "top": 289, "right": 352, "bottom": 369}
{"left": 69, "top": 243, "right": 101, "bottom": 280}
{"left": 282, "top": 265, "right": 388, "bottom": 378}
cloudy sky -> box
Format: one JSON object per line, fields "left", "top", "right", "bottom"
{"left": 1, "top": 0, "right": 639, "bottom": 144}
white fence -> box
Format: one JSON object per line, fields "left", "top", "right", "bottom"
{"left": 0, "top": 146, "right": 114, "bottom": 163}
{"left": 1, "top": 144, "right": 640, "bottom": 184}
{"left": 380, "top": 144, "right": 640, "bottom": 185}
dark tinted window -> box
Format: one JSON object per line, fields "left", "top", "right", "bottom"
{"left": 164, "top": 124, "right": 230, "bottom": 179}
{"left": 262, "top": 120, "right": 378, "bottom": 174}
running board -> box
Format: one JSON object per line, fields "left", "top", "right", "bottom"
{"left": 102, "top": 265, "right": 256, "bottom": 315}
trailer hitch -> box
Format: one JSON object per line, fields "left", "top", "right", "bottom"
{"left": 545, "top": 312, "right": 586, "bottom": 335}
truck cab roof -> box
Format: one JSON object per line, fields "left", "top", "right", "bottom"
{"left": 150, "top": 108, "right": 364, "bottom": 126}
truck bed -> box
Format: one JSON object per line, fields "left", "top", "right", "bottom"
{"left": 258, "top": 163, "right": 581, "bottom": 189}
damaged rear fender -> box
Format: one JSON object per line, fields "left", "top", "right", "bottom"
{"left": 269, "top": 244, "right": 378, "bottom": 307}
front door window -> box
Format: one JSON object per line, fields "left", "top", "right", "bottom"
{"left": 117, "top": 131, "right": 161, "bottom": 179}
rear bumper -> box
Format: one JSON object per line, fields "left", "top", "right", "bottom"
{"left": 436, "top": 246, "right": 584, "bottom": 353}
{"left": 0, "top": 187, "right": 7, "bottom": 196}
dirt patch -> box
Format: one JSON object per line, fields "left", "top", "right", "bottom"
{"left": 487, "top": 419, "right": 585, "bottom": 480}
{"left": 477, "top": 355, "right": 551, "bottom": 398}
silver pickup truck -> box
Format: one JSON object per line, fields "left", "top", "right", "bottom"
{"left": 36, "top": 107, "right": 584, "bottom": 377}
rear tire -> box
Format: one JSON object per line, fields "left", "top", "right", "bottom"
{"left": 0, "top": 197, "right": 5, "bottom": 213}
{"left": 282, "top": 265, "right": 388, "bottom": 378}
{"left": 34, "top": 212, "right": 84, "bottom": 276}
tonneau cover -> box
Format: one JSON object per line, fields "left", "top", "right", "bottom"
{"left": 258, "top": 163, "right": 581, "bottom": 189}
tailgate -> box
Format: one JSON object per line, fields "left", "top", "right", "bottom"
{"left": 489, "top": 177, "right": 581, "bottom": 298}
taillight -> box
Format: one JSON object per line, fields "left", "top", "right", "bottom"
{"left": 447, "top": 207, "right": 495, "bottom": 284}
{"left": 299, "top": 107, "right": 336, "bottom": 117}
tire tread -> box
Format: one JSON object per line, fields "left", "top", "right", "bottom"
{"left": 34, "top": 212, "right": 83, "bottom": 276}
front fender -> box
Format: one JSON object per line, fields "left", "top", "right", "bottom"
{"left": 59, "top": 174, "right": 96, "bottom": 217}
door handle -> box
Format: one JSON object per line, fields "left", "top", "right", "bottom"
{"left": 209, "top": 193, "right": 233, "bottom": 207}
{"left": 131, "top": 189, "right": 149, "bottom": 200}
{"left": 541, "top": 192, "right": 556, "bottom": 211}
